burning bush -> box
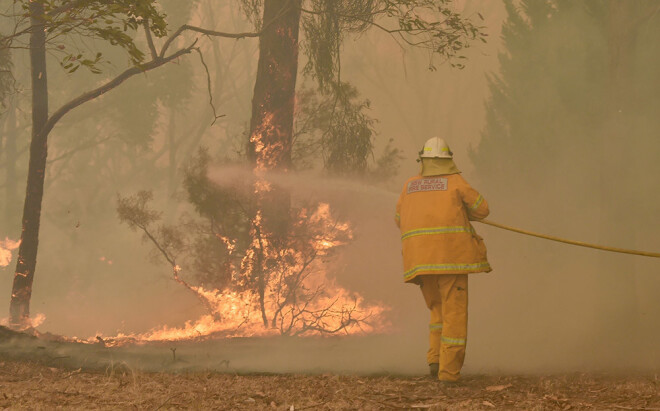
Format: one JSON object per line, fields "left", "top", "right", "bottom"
{"left": 115, "top": 151, "right": 387, "bottom": 343}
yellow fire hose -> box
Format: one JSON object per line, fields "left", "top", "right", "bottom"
{"left": 476, "top": 219, "right": 660, "bottom": 259}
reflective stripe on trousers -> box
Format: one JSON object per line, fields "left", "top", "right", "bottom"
{"left": 429, "top": 322, "right": 443, "bottom": 331}
{"left": 420, "top": 274, "right": 468, "bottom": 382}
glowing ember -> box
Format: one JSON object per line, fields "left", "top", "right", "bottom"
{"left": 0, "top": 237, "right": 20, "bottom": 267}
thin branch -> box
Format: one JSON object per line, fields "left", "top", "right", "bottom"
{"left": 301, "top": 6, "right": 408, "bottom": 53}
{"left": 194, "top": 47, "right": 225, "bottom": 125}
{"left": 40, "top": 40, "right": 198, "bottom": 144}
{"left": 46, "top": 135, "right": 113, "bottom": 165}
{"left": 0, "top": 26, "right": 33, "bottom": 45}
{"left": 300, "top": 7, "right": 393, "bottom": 33}
{"left": 299, "top": 6, "right": 470, "bottom": 53}
{"left": 159, "top": 1, "right": 296, "bottom": 59}
{"left": 46, "top": 0, "right": 87, "bottom": 17}
{"left": 138, "top": 222, "right": 176, "bottom": 267}
{"left": 160, "top": 25, "right": 261, "bottom": 58}
{"left": 134, "top": 220, "right": 219, "bottom": 318}
{"left": 298, "top": 5, "right": 389, "bottom": 20}
{"left": 143, "top": 19, "right": 158, "bottom": 60}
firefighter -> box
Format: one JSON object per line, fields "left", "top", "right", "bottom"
{"left": 395, "top": 137, "right": 491, "bottom": 382}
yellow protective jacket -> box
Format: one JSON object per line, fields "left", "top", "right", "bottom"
{"left": 395, "top": 173, "right": 491, "bottom": 283}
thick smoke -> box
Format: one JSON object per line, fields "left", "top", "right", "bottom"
{"left": 1, "top": 0, "right": 658, "bottom": 375}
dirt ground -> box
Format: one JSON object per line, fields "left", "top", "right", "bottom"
{"left": 0, "top": 359, "right": 658, "bottom": 410}
{"left": 0, "top": 327, "right": 658, "bottom": 409}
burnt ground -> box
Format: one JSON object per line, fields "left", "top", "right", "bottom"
{"left": 0, "top": 327, "right": 659, "bottom": 409}
{"left": 0, "top": 359, "right": 659, "bottom": 410}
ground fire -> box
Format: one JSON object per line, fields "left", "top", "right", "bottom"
{"left": 79, "top": 94, "right": 392, "bottom": 346}
{"left": 92, "top": 196, "right": 390, "bottom": 347}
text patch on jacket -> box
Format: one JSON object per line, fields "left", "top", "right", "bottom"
{"left": 407, "top": 177, "right": 448, "bottom": 193}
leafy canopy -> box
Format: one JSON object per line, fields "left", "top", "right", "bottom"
{"left": 9, "top": 0, "right": 168, "bottom": 73}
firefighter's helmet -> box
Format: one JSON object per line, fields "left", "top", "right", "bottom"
{"left": 419, "top": 137, "right": 453, "bottom": 159}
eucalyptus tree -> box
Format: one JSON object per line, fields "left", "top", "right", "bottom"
{"left": 0, "top": 40, "right": 10, "bottom": 112}
{"left": 244, "top": 0, "right": 487, "bottom": 175}
{"left": 0, "top": 0, "right": 266, "bottom": 327}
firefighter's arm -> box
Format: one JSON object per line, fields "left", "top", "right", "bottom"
{"left": 459, "top": 178, "right": 489, "bottom": 220}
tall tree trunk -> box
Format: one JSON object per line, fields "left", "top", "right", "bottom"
{"left": 4, "top": 104, "right": 18, "bottom": 228}
{"left": 247, "top": 0, "right": 301, "bottom": 170}
{"left": 9, "top": 1, "right": 49, "bottom": 327}
{"left": 247, "top": 0, "right": 301, "bottom": 327}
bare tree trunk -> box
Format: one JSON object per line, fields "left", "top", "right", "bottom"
{"left": 247, "top": 0, "right": 301, "bottom": 170}
{"left": 247, "top": 0, "right": 301, "bottom": 327}
{"left": 4, "top": 104, "right": 18, "bottom": 228}
{"left": 9, "top": 1, "right": 49, "bottom": 327}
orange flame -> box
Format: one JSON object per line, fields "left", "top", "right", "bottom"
{"left": 0, "top": 237, "right": 21, "bottom": 267}
{"left": 74, "top": 109, "right": 390, "bottom": 346}
{"left": 86, "top": 201, "right": 388, "bottom": 347}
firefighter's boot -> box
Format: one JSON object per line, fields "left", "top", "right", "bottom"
{"left": 429, "top": 363, "right": 439, "bottom": 378}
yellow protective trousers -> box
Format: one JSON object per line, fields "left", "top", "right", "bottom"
{"left": 420, "top": 274, "right": 468, "bottom": 381}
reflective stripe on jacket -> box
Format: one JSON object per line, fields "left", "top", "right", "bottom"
{"left": 395, "top": 173, "right": 491, "bottom": 283}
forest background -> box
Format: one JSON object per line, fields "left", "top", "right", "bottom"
{"left": 0, "top": 0, "right": 659, "bottom": 373}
